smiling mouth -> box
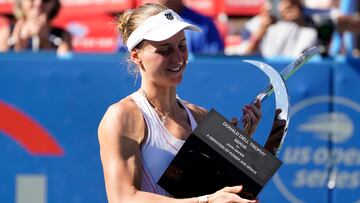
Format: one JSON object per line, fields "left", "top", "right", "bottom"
{"left": 167, "top": 65, "right": 182, "bottom": 72}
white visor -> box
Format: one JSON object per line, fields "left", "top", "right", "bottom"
{"left": 126, "top": 9, "right": 201, "bottom": 51}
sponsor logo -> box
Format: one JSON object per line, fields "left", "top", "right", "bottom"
{"left": 66, "top": 21, "right": 89, "bottom": 38}
{"left": 164, "top": 12, "right": 174, "bottom": 20}
{"left": 0, "top": 101, "right": 64, "bottom": 202}
{"left": 0, "top": 101, "right": 63, "bottom": 156}
{"left": 273, "top": 96, "right": 360, "bottom": 203}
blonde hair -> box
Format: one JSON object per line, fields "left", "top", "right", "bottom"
{"left": 117, "top": 3, "right": 167, "bottom": 49}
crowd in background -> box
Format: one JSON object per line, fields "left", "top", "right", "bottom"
{"left": 225, "top": 0, "right": 360, "bottom": 57}
{"left": 0, "top": 0, "right": 71, "bottom": 55}
{"left": 0, "top": 0, "right": 359, "bottom": 58}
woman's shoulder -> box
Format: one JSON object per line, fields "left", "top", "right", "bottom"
{"left": 108, "top": 95, "right": 138, "bottom": 114}
{"left": 98, "top": 95, "right": 145, "bottom": 143}
{"left": 104, "top": 95, "right": 142, "bottom": 126}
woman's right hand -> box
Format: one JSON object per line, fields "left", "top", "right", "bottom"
{"left": 207, "top": 185, "right": 259, "bottom": 203}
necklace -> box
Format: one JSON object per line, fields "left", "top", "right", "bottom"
{"left": 141, "top": 90, "right": 170, "bottom": 125}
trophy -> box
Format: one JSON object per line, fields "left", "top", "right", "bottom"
{"left": 158, "top": 47, "right": 319, "bottom": 199}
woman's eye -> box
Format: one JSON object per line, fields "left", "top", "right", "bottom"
{"left": 156, "top": 48, "right": 172, "bottom": 55}
{"left": 179, "top": 44, "right": 186, "bottom": 51}
{"left": 156, "top": 43, "right": 186, "bottom": 55}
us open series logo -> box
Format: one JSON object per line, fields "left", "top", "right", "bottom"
{"left": 273, "top": 96, "right": 360, "bottom": 203}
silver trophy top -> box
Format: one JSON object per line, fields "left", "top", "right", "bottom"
{"left": 243, "top": 47, "right": 319, "bottom": 156}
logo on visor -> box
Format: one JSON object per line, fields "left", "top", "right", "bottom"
{"left": 165, "top": 12, "right": 174, "bottom": 20}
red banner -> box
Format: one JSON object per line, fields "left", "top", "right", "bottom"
{"left": 224, "top": 0, "right": 264, "bottom": 16}
{"left": 184, "top": 0, "right": 224, "bottom": 17}
{"left": 136, "top": 0, "right": 263, "bottom": 17}
{"left": 59, "top": 0, "right": 134, "bottom": 16}
{"left": 0, "top": 0, "right": 12, "bottom": 14}
{"left": 0, "top": 0, "right": 263, "bottom": 17}
{"left": 0, "top": 0, "right": 134, "bottom": 16}
{"left": 53, "top": 14, "right": 118, "bottom": 52}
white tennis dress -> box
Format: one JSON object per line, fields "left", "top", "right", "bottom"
{"left": 131, "top": 91, "right": 198, "bottom": 196}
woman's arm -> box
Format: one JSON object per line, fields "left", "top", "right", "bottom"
{"left": 98, "top": 100, "right": 193, "bottom": 203}
{"left": 98, "top": 99, "right": 258, "bottom": 203}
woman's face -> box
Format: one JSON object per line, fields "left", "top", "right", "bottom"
{"left": 278, "top": 0, "right": 302, "bottom": 21}
{"left": 135, "top": 31, "right": 189, "bottom": 87}
{"left": 21, "top": 0, "right": 56, "bottom": 20}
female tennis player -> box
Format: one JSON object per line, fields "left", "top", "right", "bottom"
{"left": 98, "top": 3, "right": 261, "bottom": 203}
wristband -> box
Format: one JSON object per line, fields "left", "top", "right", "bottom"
{"left": 198, "top": 195, "right": 209, "bottom": 203}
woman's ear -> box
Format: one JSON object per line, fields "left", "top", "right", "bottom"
{"left": 130, "top": 49, "right": 142, "bottom": 66}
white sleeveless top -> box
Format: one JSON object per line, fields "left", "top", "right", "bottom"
{"left": 131, "top": 91, "right": 198, "bottom": 196}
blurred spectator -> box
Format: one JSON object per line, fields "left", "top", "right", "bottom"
{"left": 320, "top": 0, "right": 360, "bottom": 57}
{"left": 302, "top": 0, "right": 360, "bottom": 56}
{"left": 226, "top": 0, "right": 360, "bottom": 57}
{"left": 118, "top": 0, "right": 224, "bottom": 54}
{"left": 302, "top": 0, "right": 339, "bottom": 9}
{"left": 226, "top": 0, "right": 318, "bottom": 58}
{"left": 0, "top": 0, "right": 72, "bottom": 55}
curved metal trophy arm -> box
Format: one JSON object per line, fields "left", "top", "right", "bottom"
{"left": 243, "top": 60, "right": 290, "bottom": 156}
{"left": 243, "top": 47, "right": 319, "bottom": 156}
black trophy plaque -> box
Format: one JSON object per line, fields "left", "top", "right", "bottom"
{"left": 158, "top": 47, "right": 319, "bottom": 200}
{"left": 158, "top": 109, "right": 282, "bottom": 199}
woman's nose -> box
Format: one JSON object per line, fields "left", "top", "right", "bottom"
{"left": 172, "top": 48, "right": 184, "bottom": 63}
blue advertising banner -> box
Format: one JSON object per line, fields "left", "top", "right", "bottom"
{"left": 0, "top": 53, "right": 135, "bottom": 203}
{"left": 0, "top": 53, "right": 359, "bottom": 203}
{"left": 332, "top": 57, "right": 360, "bottom": 203}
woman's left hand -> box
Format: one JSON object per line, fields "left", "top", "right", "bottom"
{"left": 231, "top": 99, "right": 262, "bottom": 137}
